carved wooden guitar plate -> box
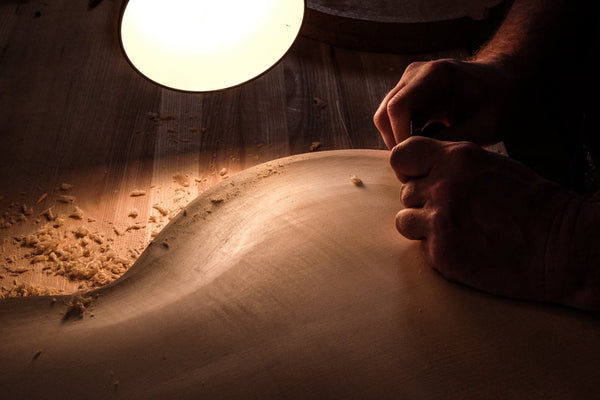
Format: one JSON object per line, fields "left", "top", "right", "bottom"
{"left": 1, "top": 150, "right": 599, "bottom": 399}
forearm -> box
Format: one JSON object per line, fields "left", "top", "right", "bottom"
{"left": 473, "top": 0, "right": 587, "bottom": 81}
{"left": 546, "top": 195, "right": 600, "bottom": 310}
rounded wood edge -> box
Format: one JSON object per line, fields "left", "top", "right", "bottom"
{"left": 300, "top": 0, "right": 512, "bottom": 53}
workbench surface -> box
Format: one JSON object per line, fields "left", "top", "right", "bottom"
{"left": 0, "top": 0, "right": 466, "bottom": 296}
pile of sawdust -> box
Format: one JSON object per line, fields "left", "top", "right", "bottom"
{"left": 16, "top": 223, "right": 130, "bottom": 285}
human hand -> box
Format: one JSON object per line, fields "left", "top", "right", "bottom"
{"left": 374, "top": 59, "right": 512, "bottom": 149}
{"left": 391, "top": 136, "right": 577, "bottom": 303}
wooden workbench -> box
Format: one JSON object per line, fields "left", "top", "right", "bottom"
{"left": 0, "top": 0, "right": 473, "bottom": 296}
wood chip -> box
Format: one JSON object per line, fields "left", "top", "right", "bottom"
{"left": 153, "top": 204, "right": 169, "bottom": 216}
{"left": 58, "top": 195, "right": 76, "bottom": 204}
{"left": 36, "top": 193, "right": 48, "bottom": 205}
{"left": 41, "top": 207, "right": 56, "bottom": 221}
{"left": 69, "top": 207, "right": 84, "bottom": 220}
{"left": 313, "top": 97, "right": 328, "bottom": 109}
{"left": 310, "top": 142, "right": 321, "bottom": 152}
{"left": 173, "top": 174, "right": 190, "bottom": 187}
{"left": 130, "top": 190, "right": 147, "bottom": 197}
{"left": 125, "top": 223, "right": 146, "bottom": 232}
{"left": 350, "top": 175, "right": 363, "bottom": 186}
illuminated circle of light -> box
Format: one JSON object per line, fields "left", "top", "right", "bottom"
{"left": 119, "top": 0, "right": 305, "bottom": 92}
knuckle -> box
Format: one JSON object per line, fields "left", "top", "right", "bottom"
{"left": 421, "top": 58, "right": 456, "bottom": 77}
{"left": 444, "top": 142, "right": 484, "bottom": 169}
{"left": 399, "top": 182, "right": 413, "bottom": 205}
{"left": 403, "top": 61, "right": 423, "bottom": 74}
{"left": 373, "top": 109, "right": 386, "bottom": 130}
{"left": 386, "top": 95, "right": 406, "bottom": 119}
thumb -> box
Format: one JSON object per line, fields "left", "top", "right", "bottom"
{"left": 390, "top": 136, "right": 445, "bottom": 182}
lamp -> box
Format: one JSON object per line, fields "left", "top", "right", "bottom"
{"left": 119, "top": 0, "right": 305, "bottom": 92}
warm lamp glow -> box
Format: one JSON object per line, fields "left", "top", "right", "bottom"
{"left": 119, "top": 0, "right": 305, "bottom": 92}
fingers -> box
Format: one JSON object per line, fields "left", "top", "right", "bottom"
{"left": 400, "top": 179, "right": 428, "bottom": 208}
{"left": 374, "top": 61, "right": 427, "bottom": 148}
{"left": 375, "top": 60, "right": 458, "bottom": 149}
{"left": 389, "top": 136, "right": 446, "bottom": 182}
{"left": 374, "top": 82, "right": 405, "bottom": 149}
{"left": 395, "top": 208, "right": 428, "bottom": 240}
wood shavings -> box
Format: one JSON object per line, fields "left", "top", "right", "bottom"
{"left": 128, "top": 209, "right": 139, "bottom": 218}
{"left": 3, "top": 221, "right": 132, "bottom": 298}
{"left": 31, "top": 255, "right": 47, "bottom": 264}
{"left": 130, "top": 190, "right": 147, "bottom": 197}
{"left": 1, "top": 281, "right": 59, "bottom": 298}
{"left": 36, "top": 193, "right": 48, "bottom": 205}
{"left": 58, "top": 195, "right": 76, "bottom": 204}
{"left": 150, "top": 229, "right": 161, "bottom": 238}
{"left": 5, "top": 265, "right": 29, "bottom": 274}
{"left": 41, "top": 207, "right": 56, "bottom": 221}
{"left": 32, "top": 350, "right": 43, "bottom": 360}
{"left": 125, "top": 223, "right": 146, "bottom": 232}
{"left": 219, "top": 168, "right": 228, "bottom": 177}
{"left": 153, "top": 204, "right": 169, "bottom": 216}
{"left": 59, "top": 183, "right": 74, "bottom": 191}
{"left": 0, "top": 218, "right": 11, "bottom": 229}
{"left": 69, "top": 207, "right": 84, "bottom": 220}
{"left": 310, "top": 142, "right": 321, "bottom": 152}
{"left": 63, "top": 293, "right": 95, "bottom": 320}
{"left": 350, "top": 175, "right": 363, "bottom": 186}
{"left": 147, "top": 112, "right": 175, "bottom": 125}
{"left": 313, "top": 97, "right": 328, "bottom": 109}
{"left": 173, "top": 174, "right": 190, "bottom": 187}
{"left": 74, "top": 226, "right": 89, "bottom": 238}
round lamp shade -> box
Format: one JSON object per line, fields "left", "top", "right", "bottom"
{"left": 119, "top": 0, "right": 305, "bottom": 92}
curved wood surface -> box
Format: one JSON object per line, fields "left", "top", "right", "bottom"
{"left": 302, "top": 0, "right": 510, "bottom": 53}
{"left": 1, "top": 150, "right": 599, "bottom": 399}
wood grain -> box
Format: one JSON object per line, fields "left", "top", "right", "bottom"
{"left": 0, "top": 150, "right": 599, "bottom": 399}
{"left": 0, "top": 0, "right": 466, "bottom": 296}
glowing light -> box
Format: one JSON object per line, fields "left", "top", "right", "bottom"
{"left": 119, "top": 0, "right": 304, "bottom": 92}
